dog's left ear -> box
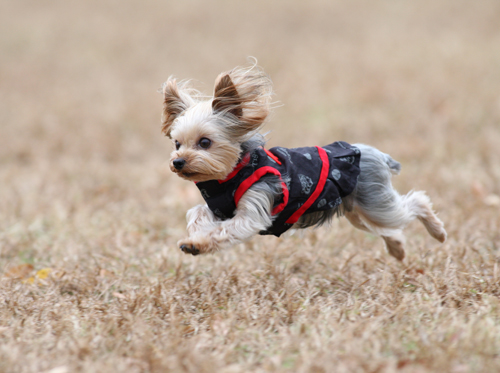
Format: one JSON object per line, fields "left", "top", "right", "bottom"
{"left": 212, "top": 64, "right": 273, "bottom": 138}
{"left": 162, "top": 78, "right": 190, "bottom": 138}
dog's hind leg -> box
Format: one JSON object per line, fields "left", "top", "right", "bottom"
{"left": 381, "top": 232, "right": 406, "bottom": 261}
{"left": 344, "top": 208, "right": 370, "bottom": 232}
{"left": 345, "top": 208, "right": 407, "bottom": 261}
{"left": 403, "top": 191, "right": 447, "bottom": 243}
{"left": 347, "top": 144, "right": 446, "bottom": 260}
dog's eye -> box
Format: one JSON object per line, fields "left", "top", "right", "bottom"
{"left": 198, "top": 138, "right": 212, "bottom": 149}
{"left": 175, "top": 140, "right": 181, "bottom": 150}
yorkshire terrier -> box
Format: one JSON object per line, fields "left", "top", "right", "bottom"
{"left": 161, "top": 62, "right": 446, "bottom": 260}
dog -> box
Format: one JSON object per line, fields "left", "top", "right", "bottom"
{"left": 161, "top": 62, "right": 447, "bottom": 260}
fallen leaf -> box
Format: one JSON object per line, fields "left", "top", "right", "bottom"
{"left": 36, "top": 268, "right": 52, "bottom": 279}
{"left": 397, "top": 359, "right": 410, "bottom": 369}
{"left": 5, "top": 264, "right": 34, "bottom": 279}
{"left": 22, "top": 276, "right": 35, "bottom": 284}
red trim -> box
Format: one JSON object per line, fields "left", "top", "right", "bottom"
{"left": 263, "top": 148, "right": 282, "bottom": 165}
{"left": 272, "top": 181, "right": 289, "bottom": 215}
{"left": 234, "top": 166, "right": 289, "bottom": 216}
{"left": 218, "top": 153, "right": 251, "bottom": 183}
{"left": 285, "top": 146, "right": 329, "bottom": 224}
{"left": 219, "top": 148, "right": 281, "bottom": 184}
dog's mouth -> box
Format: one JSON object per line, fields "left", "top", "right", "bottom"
{"left": 170, "top": 164, "right": 197, "bottom": 179}
{"left": 170, "top": 164, "right": 221, "bottom": 182}
{"left": 175, "top": 170, "right": 218, "bottom": 182}
{"left": 175, "top": 170, "right": 199, "bottom": 180}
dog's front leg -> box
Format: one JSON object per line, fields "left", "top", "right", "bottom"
{"left": 177, "top": 204, "right": 220, "bottom": 255}
{"left": 185, "top": 204, "right": 220, "bottom": 237}
{"left": 178, "top": 189, "right": 273, "bottom": 255}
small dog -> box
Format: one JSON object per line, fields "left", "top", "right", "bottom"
{"left": 161, "top": 62, "right": 446, "bottom": 260}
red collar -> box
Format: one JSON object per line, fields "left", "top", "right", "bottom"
{"left": 193, "top": 147, "right": 281, "bottom": 184}
{"left": 217, "top": 152, "right": 251, "bottom": 183}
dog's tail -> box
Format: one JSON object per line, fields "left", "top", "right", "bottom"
{"left": 355, "top": 143, "right": 401, "bottom": 176}
{"left": 385, "top": 154, "right": 401, "bottom": 175}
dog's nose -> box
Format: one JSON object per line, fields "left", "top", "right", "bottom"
{"left": 173, "top": 158, "right": 186, "bottom": 170}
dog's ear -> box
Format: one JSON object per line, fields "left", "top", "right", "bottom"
{"left": 161, "top": 78, "right": 189, "bottom": 138}
{"left": 212, "top": 74, "right": 243, "bottom": 118}
{"left": 212, "top": 63, "right": 273, "bottom": 138}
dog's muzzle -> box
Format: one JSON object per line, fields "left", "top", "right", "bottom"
{"left": 173, "top": 158, "right": 186, "bottom": 170}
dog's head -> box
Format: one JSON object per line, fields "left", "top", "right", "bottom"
{"left": 161, "top": 62, "right": 272, "bottom": 182}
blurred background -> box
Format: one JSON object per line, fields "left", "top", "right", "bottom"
{"left": 1, "top": 0, "right": 499, "bottom": 268}
{"left": 1, "top": 1, "right": 500, "bottom": 371}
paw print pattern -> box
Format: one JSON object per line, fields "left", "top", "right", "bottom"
{"left": 298, "top": 174, "right": 313, "bottom": 195}
{"left": 331, "top": 169, "right": 341, "bottom": 180}
{"left": 200, "top": 189, "right": 210, "bottom": 199}
{"left": 276, "top": 148, "right": 293, "bottom": 164}
{"left": 250, "top": 153, "right": 259, "bottom": 168}
{"left": 214, "top": 208, "right": 226, "bottom": 219}
{"left": 284, "top": 178, "right": 291, "bottom": 190}
{"left": 328, "top": 197, "right": 342, "bottom": 209}
{"left": 339, "top": 156, "right": 355, "bottom": 164}
{"left": 317, "top": 198, "right": 327, "bottom": 208}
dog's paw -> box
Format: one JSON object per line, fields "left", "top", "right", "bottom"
{"left": 178, "top": 240, "right": 200, "bottom": 256}
{"left": 178, "top": 236, "right": 217, "bottom": 256}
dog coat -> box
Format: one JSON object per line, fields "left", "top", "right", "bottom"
{"left": 195, "top": 141, "right": 361, "bottom": 237}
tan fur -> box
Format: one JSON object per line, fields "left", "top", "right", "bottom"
{"left": 163, "top": 62, "right": 273, "bottom": 182}
{"left": 213, "top": 74, "right": 243, "bottom": 118}
{"left": 212, "top": 63, "right": 273, "bottom": 139}
{"left": 418, "top": 209, "right": 447, "bottom": 243}
{"left": 161, "top": 78, "right": 198, "bottom": 138}
{"left": 169, "top": 116, "right": 241, "bottom": 182}
{"left": 345, "top": 208, "right": 407, "bottom": 261}
{"left": 344, "top": 209, "right": 370, "bottom": 232}
{"left": 382, "top": 234, "right": 406, "bottom": 261}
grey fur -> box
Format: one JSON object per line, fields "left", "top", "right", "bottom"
{"left": 240, "top": 133, "right": 266, "bottom": 155}
{"left": 248, "top": 174, "right": 285, "bottom": 213}
{"left": 349, "top": 144, "right": 407, "bottom": 229}
{"left": 294, "top": 204, "right": 344, "bottom": 229}
{"left": 385, "top": 153, "right": 401, "bottom": 175}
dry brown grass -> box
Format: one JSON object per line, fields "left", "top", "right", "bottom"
{"left": 1, "top": 0, "right": 500, "bottom": 372}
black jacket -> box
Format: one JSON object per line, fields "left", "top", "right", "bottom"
{"left": 195, "top": 141, "right": 361, "bottom": 237}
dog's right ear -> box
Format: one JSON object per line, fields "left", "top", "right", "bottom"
{"left": 161, "top": 78, "right": 189, "bottom": 138}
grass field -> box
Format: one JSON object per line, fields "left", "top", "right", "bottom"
{"left": 1, "top": 0, "right": 500, "bottom": 372}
